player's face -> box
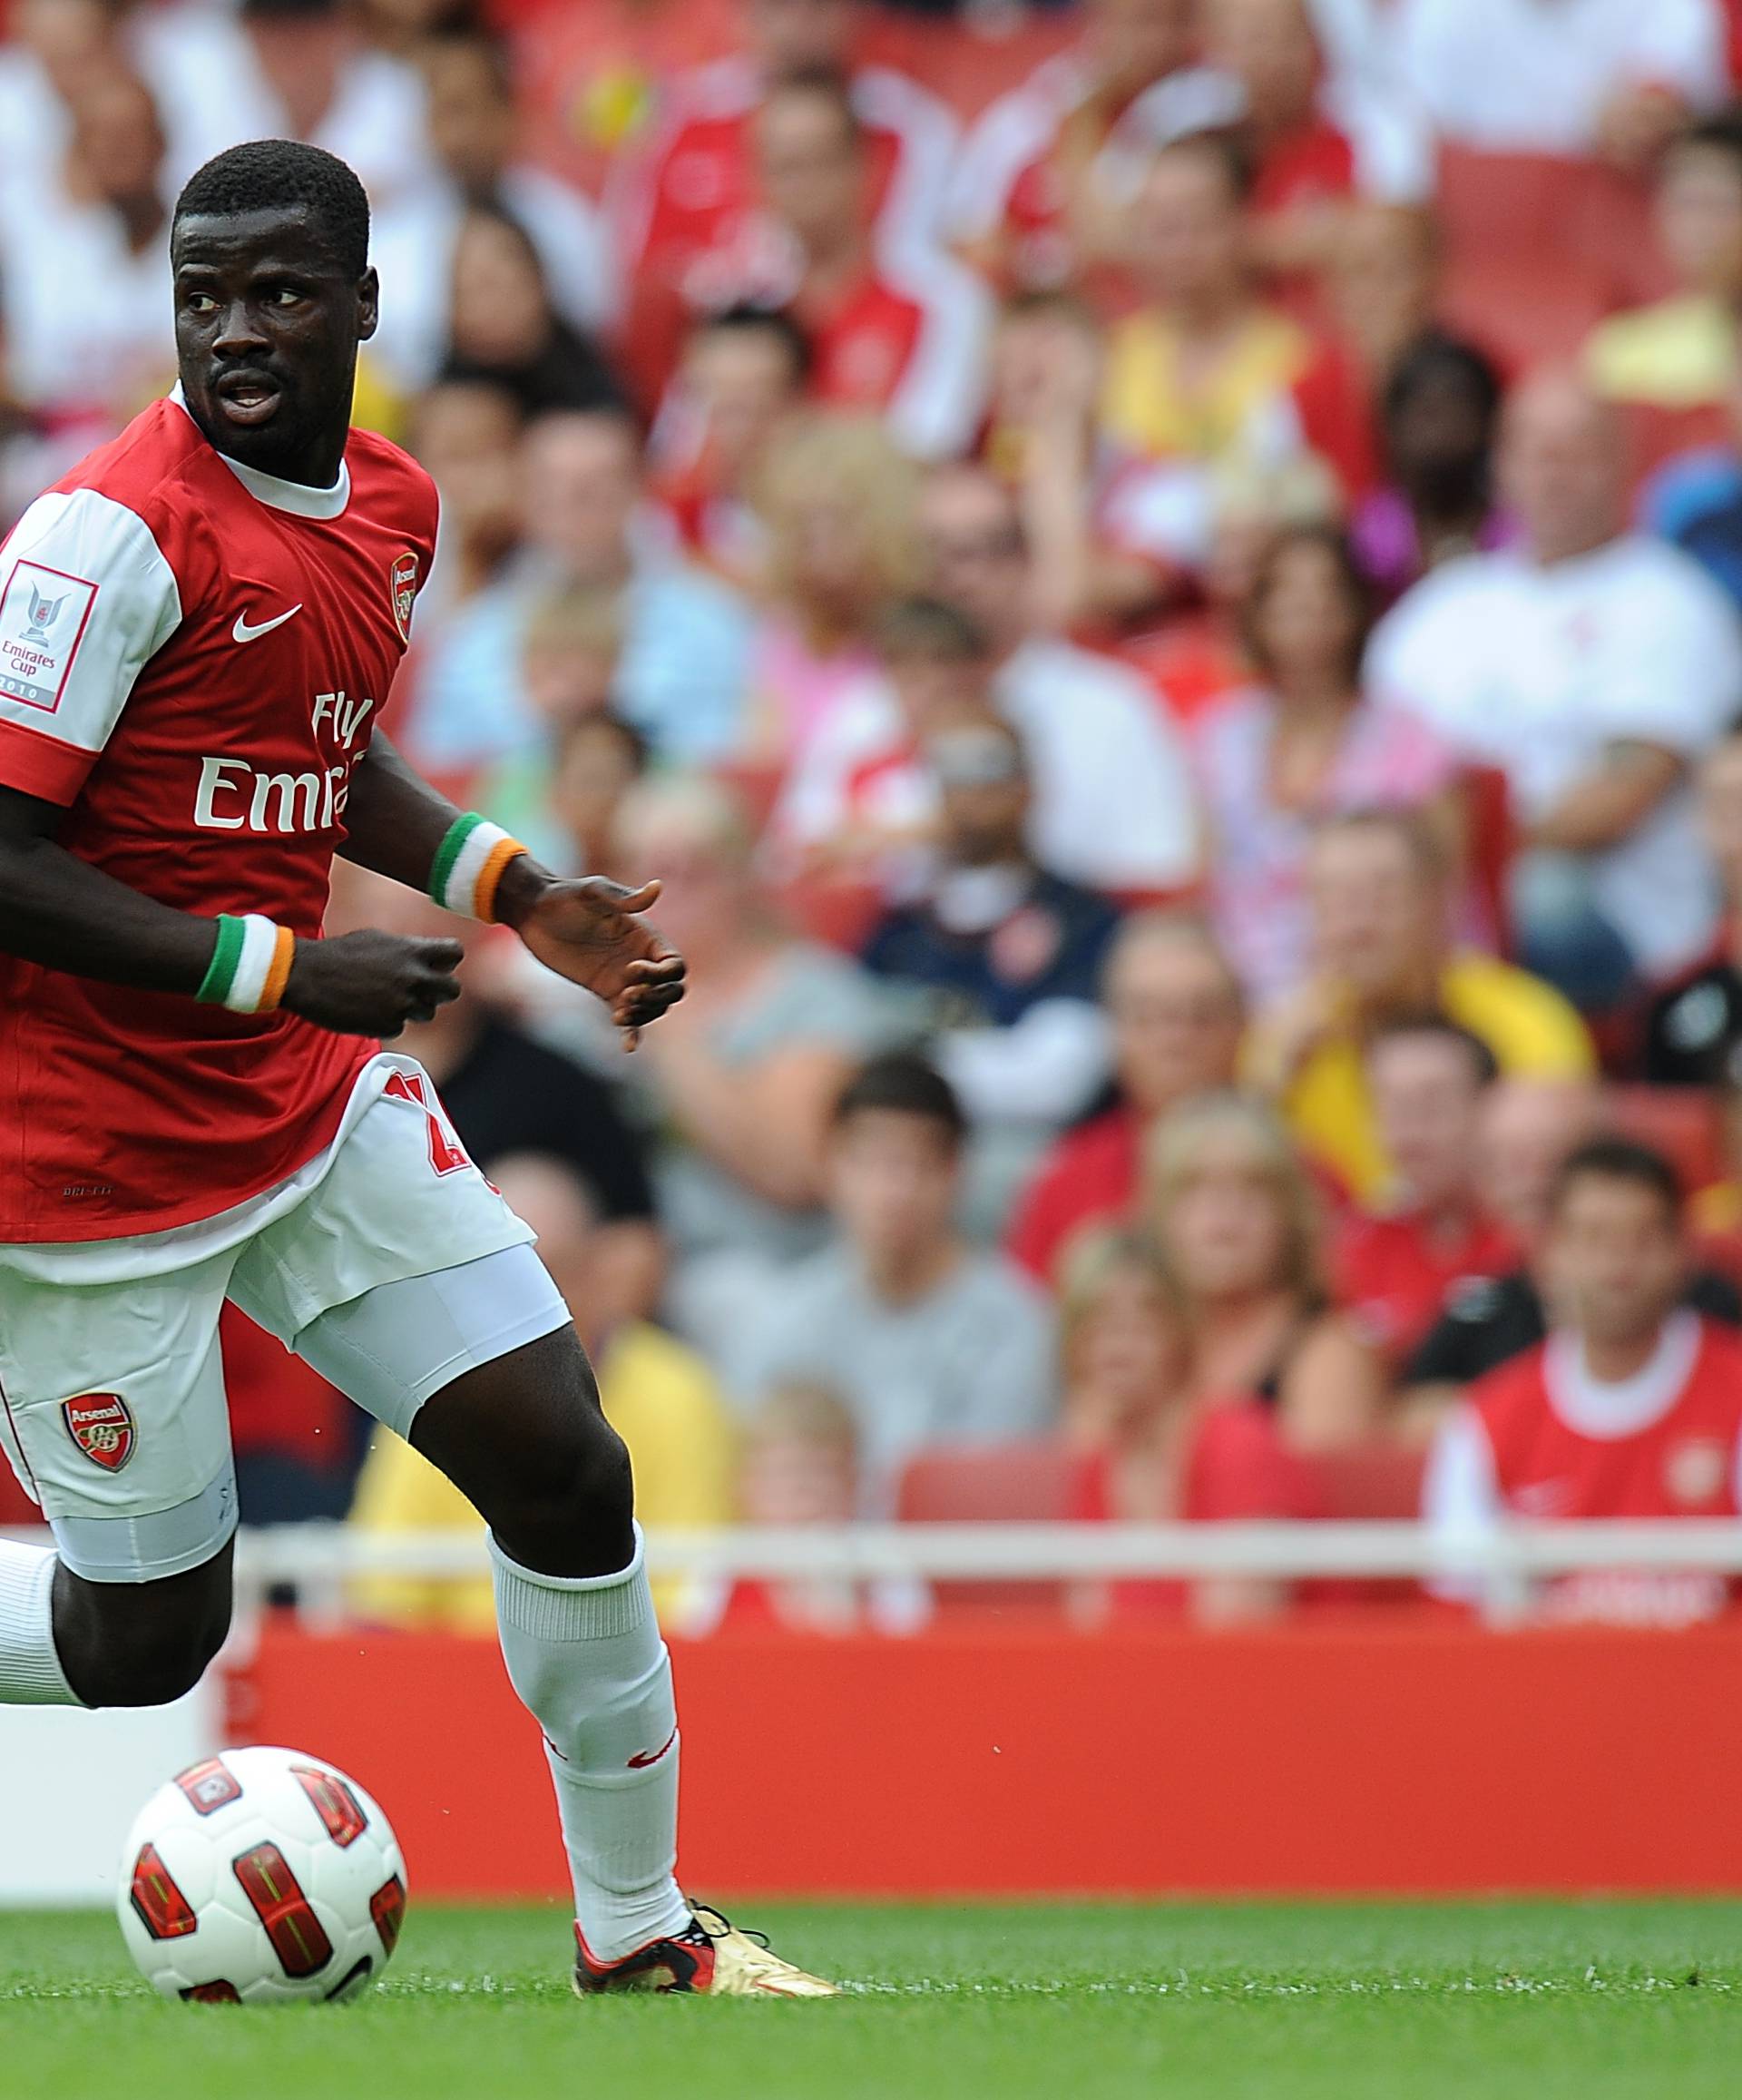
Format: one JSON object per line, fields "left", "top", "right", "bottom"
{"left": 172, "top": 206, "right": 378, "bottom": 484}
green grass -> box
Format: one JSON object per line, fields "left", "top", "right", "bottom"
{"left": 5, "top": 1899, "right": 1742, "bottom": 2100}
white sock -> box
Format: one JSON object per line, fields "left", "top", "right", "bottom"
{"left": 490, "top": 1526, "right": 690, "bottom": 1964}
{"left": 0, "top": 1539, "right": 79, "bottom": 1704}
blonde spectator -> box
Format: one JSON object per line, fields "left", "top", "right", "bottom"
{"left": 743, "top": 411, "right": 923, "bottom": 765}
{"left": 1061, "top": 1228, "right": 1321, "bottom": 1621}
{"left": 348, "top": 1154, "right": 737, "bottom": 1632}
{"left": 1144, "top": 1091, "right": 1386, "bottom": 1450}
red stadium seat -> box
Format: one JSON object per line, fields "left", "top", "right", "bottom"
{"left": 1604, "top": 1085, "right": 1726, "bottom": 1196}
{"left": 1297, "top": 1440, "right": 1429, "bottom": 1608}
{"left": 896, "top": 1439, "right": 1099, "bottom": 1616}
{"left": 1458, "top": 763, "right": 1514, "bottom": 957}
{"left": 1298, "top": 1441, "right": 1427, "bottom": 1523}
{"left": 777, "top": 876, "right": 886, "bottom": 955}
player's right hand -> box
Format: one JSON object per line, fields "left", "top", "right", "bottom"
{"left": 280, "top": 930, "right": 464, "bottom": 1037}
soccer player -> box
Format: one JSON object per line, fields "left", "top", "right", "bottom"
{"left": 0, "top": 140, "right": 832, "bottom": 1999}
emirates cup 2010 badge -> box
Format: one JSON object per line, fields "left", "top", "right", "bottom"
{"left": 62, "top": 1391, "right": 135, "bottom": 1472}
{"left": 389, "top": 550, "right": 418, "bottom": 643}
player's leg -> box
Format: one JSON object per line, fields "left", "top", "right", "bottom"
{"left": 289, "top": 1256, "right": 690, "bottom": 1968}
{"left": 0, "top": 1249, "right": 240, "bottom": 1708}
{"left": 235, "top": 1061, "right": 833, "bottom": 1994}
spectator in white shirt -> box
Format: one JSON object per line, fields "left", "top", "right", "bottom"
{"left": 1394, "top": 0, "right": 1728, "bottom": 168}
{"left": 1370, "top": 369, "right": 1742, "bottom": 1007}
{"left": 1, "top": 67, "right": 174, "bottom": 425}
{"left": 138, "top": 0, "right": 435, "bottom": 207}
{"left": 368, "top": 28, "right": 616, "bottom": 397}
{"left": 918, "top": 463, "right": 1203, "bottom": 894}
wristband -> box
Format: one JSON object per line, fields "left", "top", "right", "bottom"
{"left": 197, "top": 914, "right": 296, "bottom": 1015}
{"left": 430, "top": 812, "right": 528, "bottom": 924}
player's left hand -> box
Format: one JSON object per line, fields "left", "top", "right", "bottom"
{"left": 510, "top": 877, "right": 685, "bottom": 1047}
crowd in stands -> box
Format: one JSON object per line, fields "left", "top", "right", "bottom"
{"left": 12, "top": 0, "right": 1742, "bottom": 1632}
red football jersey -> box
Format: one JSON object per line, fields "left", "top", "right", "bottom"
{"left": 1473, "top": 1314, "right": 1742, "bottom": 1523}
{"left": 0, "top": 396, "right": 438, "bottom": 1241}
{"left": 1333, "top": 1204, "right": 1518, "bottom": 1361}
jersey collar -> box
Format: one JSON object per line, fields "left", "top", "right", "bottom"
{"left": 1544, "top": 1309, "right": 1702, "bottom": 1439}
{"left": 168, "top": 385, "right": 352, "bottom": 520}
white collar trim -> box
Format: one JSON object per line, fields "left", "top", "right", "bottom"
{"left": 1544, "top": 1310, "right": 1702, "bottom": 1440}
{"left": 169, "top": 385, "right": 351, "bottom": 520}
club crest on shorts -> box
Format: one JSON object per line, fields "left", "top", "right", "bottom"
{"left": 389, "top": 551, "right": 418, "bottom": 643}
{"left": 62, "top": 1391, "right": 135, "bottom": 1471}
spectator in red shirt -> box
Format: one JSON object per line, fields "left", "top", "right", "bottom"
{"left": 732, "top": 72, "right": 990, "bottom": 460}
{"left": 950, "top": 0, "right": 1241, "bottom": 300}
{"left": 1205, "top": 0, "right": 1432, "bottom": 290}
{"left": 1144, "top": 1089, "right": 1387, "bottom": 1451}
{"left": 1062, "top": 1229, "right": 1315, "bottom": 1621}
{"left": 615, "top": 0, "right": 957, "bottom": 401}
{"left": 1333, "top": 1016, "right": 1517, "bottom": 1375}
{"left": 1007, "top": 912, "right": 1247, "bottom": 1287}
{"left": 1424, "top": 1136, "right": 1742, "bottom": 1625}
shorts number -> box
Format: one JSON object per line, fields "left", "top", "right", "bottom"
{"left": 384, "top": 1070, "right": 469, "bottom": 1177}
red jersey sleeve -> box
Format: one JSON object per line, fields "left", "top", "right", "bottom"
{"left": 0, "top": 487, "right": 182, "bottom": 802}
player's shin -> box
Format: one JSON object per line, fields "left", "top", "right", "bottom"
{"left": 488, "top": 1526, "right": 690, "bottom": 1964}
{"left": 0, "top": 1539, "right": 79, "bottom": 1704}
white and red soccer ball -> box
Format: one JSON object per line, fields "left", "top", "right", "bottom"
{"left": 116, "top": 1746, "right": 407, "bottom": 2003}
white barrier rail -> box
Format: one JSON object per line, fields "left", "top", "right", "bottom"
{"left": 10, "top": 1518, "right": 1742, "bottom": 1622}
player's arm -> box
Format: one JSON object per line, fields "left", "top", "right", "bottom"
{"left": 338, "top": 731, "right": 685, "bottom": 1042}
{"left": 0, "top": 784, "right": 465, "bottom": 1035}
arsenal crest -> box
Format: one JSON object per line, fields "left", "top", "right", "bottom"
{"left": 389, "top": 551, "right": 418, "bottom": 643}
{"left": 63, "top": 1391, "right": 135, "bottom": 1472}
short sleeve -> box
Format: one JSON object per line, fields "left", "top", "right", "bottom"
{"left": 0, "top": 488, "right": 182, "bottom": 803}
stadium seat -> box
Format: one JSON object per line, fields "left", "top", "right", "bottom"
{"left": 896, "top": 1439, "right": 1100, "bottom": 1616}
{"left": 777, "top": 875, "right": 887, "bottom": 955}
{"left": 1604, "top": 1085, "right": 1726, "bottom": 1196}
{"left": 1297, "top": 1440, "right": 1429, "bottom": 1609}
{"left": 1298, "top": 1441, "right": 1427, "bottom": 1523}
{"left": 1458, "top": 763, "right": 1514, "bottom": 957}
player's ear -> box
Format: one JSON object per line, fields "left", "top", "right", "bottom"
{"left": 357, "top": 266, "right": 380, "bottom": 343}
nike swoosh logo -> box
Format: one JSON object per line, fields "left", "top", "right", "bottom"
{"left": 232, "top": 604, "right": 302, "bottom": 644}
{"left": 626, "top": 1724, "right": 679, "bottom": 1770}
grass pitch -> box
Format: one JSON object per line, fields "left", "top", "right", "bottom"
{"left": 5, "top": 1898, "right": 1739, "bottom": 2100}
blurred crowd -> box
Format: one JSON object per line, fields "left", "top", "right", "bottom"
{"left": 11, "top": 0, "right": 1742, "bottom": 1632}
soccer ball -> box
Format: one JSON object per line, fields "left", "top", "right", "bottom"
{"left": 116, "top": 1745, "right": 407, "bottom": 2004}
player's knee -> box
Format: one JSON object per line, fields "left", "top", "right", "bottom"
{"left": 541, "top": 1410, "right": 634, "bottom": 1536}
{"left": 62, "top": 1601, "right": 230, "bottom": 1710}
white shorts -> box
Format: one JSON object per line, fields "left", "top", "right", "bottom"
{"left": 0, "top": 1055, "right": 570, "bottom": 1584}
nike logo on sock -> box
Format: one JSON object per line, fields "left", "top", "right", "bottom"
{"left": 627, "top": 1724, "right": 679, "bottom": 1770}
{"left": 232, "top": 604, "right": 302, "bottom": 644}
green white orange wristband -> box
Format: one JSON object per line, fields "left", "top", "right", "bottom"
{"left": 197, "top": 913, "right": 296, "bottom": 1015}
{"left": 430, "top": 812, "right": 529, "bottom": 923}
